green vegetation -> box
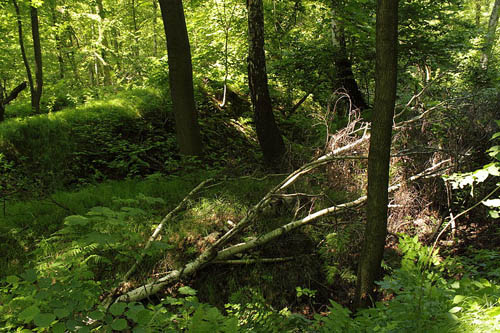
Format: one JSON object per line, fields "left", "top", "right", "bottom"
{"left": 1, "top": 0, "right": 500, "bottom": 331}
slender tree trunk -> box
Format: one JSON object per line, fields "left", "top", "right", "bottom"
{"left": 355, "top": 0, "right": 398, "bottom": 310}
{"left": 50, "top": 0, "right": 64, "bottom": 79}
{"left": 247, "top": 0, "right": 286, "bottom": 167}
{"left": 152, "top": 0, "right": 158, "bottom": 57}
{"left": 96, "top": 0, "right": 112, "bottom": 85}
{"left": 31, "top": 5, "right": 43, "bottom": 114}
{"left": 131, "top": 0, "right": 141, "bottom": 75}
{"left": 476, "top": 0, "right": 482, "bottom": 27}
{"left": 0, "top": 81, "right": 4, "bottom": 122}
{"left": 158, "top": 0, "right": 203, "bottom": 156}
{"left": 481, "top": 0, "right": 500, "bottom": 70}
{"left": 131, "top": 0, "right": 139, "bottom": 55}
{"left": 66, "top": 26, "right": 81, "bottom": 84}
{"left": 12, "top": 0, "right": 35, "bottom": 110}
{"left": 331, "top": 0, "right": 367, "bottom": 110}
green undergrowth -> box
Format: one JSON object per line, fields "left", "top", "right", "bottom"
{"left": 0, "top": 171, "right": 204, "bottom": 275}
{"left": 0, "top": 88, "right": 175, "bottom": 191}
{"left": 1, "top": 229, "right": 499, "bottom": 332}
{"left": 0, "top": 170, "right": 285, "bottom": 277}
{"left": 0, "top": 87, "right": 266, "bottom": 197}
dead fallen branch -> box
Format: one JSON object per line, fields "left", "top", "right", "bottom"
{"left": 113, "top": 159, "right": 450, "bottom": 303}
{"left": 110, "top": 106, "right": 450, "bottom": 303}
{"left": 212, "top": 257, "right": 294, "bottom": 265}
{"left": 122, "top": 178, "right": 213, "bottom": 282}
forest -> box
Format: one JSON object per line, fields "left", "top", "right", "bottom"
{"left": 0, "top": 0, "right": 500, "bottom": 331}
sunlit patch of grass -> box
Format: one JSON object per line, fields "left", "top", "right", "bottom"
{"left": 0, "top": 171, "right": 208, "bottom": 276}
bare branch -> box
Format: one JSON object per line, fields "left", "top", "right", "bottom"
{"left": 213, "top": 257, "right": 294, "bottom": 264}
{"left": 122, "top": 178, "right": 212, "bottom": 282}
{"left": 113, "top": 160, "right": 450, "bottom": 303}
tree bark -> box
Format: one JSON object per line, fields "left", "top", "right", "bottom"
{"left": 355, "top": 0, "right": 398, "bottom": 310}
{"left": 247, "top": 0, "right": 286, "bottom": 168}
{"left": 31, "top": 5, "right": 43, "bottom": 114}
{"left": 0, "top": 82, "right": 27, "bottom": 122}
{"left": 152, "top": 0, "right": 158, "bottom": 57}
{"left": 12, "top": 0, "right": 35, "bottom": 111}
{"left": 49, "top": 0, "right": 64, "bottom": 79}
{"left": 331, "top": 0, "right": 368, "bottom": 110}
{"left": 96, "top": 0, "right": 112, "bottom": 85}
{"left": 481, "top": 0, "right": 500, "bottom": 70}
{"left": 158, "top": 0, "right": 203, "bottom": 156}
{"left": 476, "top": 0, "right": 482, "bottom": 27}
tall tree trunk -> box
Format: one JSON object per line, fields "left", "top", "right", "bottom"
{"left": 481, "top": 0, "right": 500, "bottom": 70}
{"left": 247, "top": 0, "right": 286, "bottom": 167}
{"left": 355, "top": 0, "right": 398, "bottom": 310}
{"left": 158, "top": 0, "right": 203, "bottom": 156}
{"left": 31, "top": 5, "right": 43, "bottom": 114}
{"left": 331, "top": 0, "right": 367, "bottom": 110}
{"left": 96, "top": 0, "right": 112, "bottom": 85}
{"left": 12, "top": 0, "right": 35, "bottom": 111}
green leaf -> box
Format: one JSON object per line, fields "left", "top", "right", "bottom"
{"left": 19, "top": 305, "right": 40, "bottom": 322}
{"left": 54, "top": 308, "right": 71, "bottom": 319}
{"left": 452, "top": 295, "right": 465, "bottom": 303}
{"left": 65, "top": 319, "right": 78, "bottom": 330}
{"left": 486, "top": 306, "right": 500, "bottom": 317}
{"left": 78, "top": 327, "right": 90, "bottom": 333}
{"left": 33, "top": 313, "right": 56, "bottom": 328}
{"left": 64, "top": 215, "right": 89, "bottom": 227}
{"left": 489, "top": 210, "right": 500, "bottom": 218}
{"left": 482, "top": 199, "right": 500, "bottom": 207}
{"left": 449, "top": 307, "right": 462, "bottom": 314}
{"left": 89, "top": 310, "right": 105, "bottom": 320}
{"left": 486, "top": 164, "right": 500, "bottom": 176}
{"left": 135, "top": 309, "right": 153, "bottom": 325}
{"left": 132, "top": 326, "right": 150, "bottom": 333}
{"left": 492, "top": 132, "right": 500, "bottom": 140}
{"left": 178, "top": 286, "right": 197, "bottom": 296}
{"left": 52, "top": 322, "right": 66, "bottom": 333}
{"left": 88, "top": 206, "right": 116, "bottom": 217}
{"left": 111, "top": 318, "right": 129, "bottom": 331}
{"left": 473, "top": 169, "right": 489, "bottom": 183}
{"left": 6, "top": 275, "right": 19, "bottom": 285}
{"left": 109, "top": 302, "right": 127, "bottom": 316}
{"left": 38, "top": 277, "right": 52, "bottom": 288}
{"left": 21, "top": 269, "right": 38, "bottom": 283}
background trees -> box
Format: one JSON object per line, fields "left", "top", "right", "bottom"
{"left": 1, "top": 0, "right": 500, "bottom": 330}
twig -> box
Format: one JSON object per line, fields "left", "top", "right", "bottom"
{"left": 431, "top": 185, "right": 500, "bottom": 254}
{"left": 212, "top": 257, "right": 294, "bottom": 265}
{"left": 122, "top": 178, "right": 213, "bottom": 282}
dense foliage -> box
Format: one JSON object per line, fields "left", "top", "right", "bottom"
{"left": 1, "top": 0, "right": 500, "bottom": 331}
